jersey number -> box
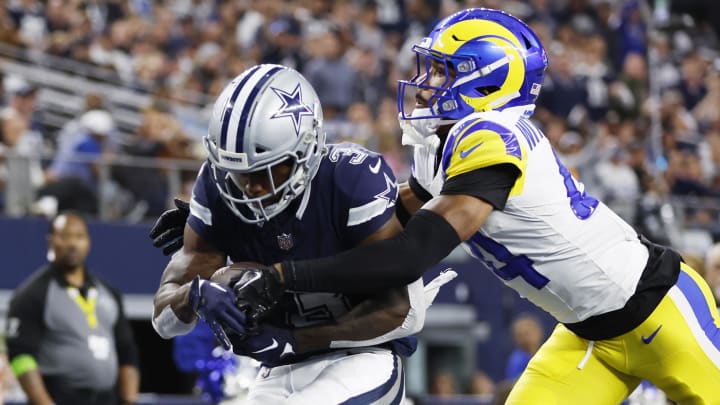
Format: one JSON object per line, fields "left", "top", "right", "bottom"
{"left": 288, "top": 292, "right": 351, "bottom": 327}
{"left": 554, "top": 152, "right": 599, "bottom": 220}
{"left": 467, "top": 234, "right": 549, "bottom": 290}
{"left": 516, "top": 118, "right": 598, "bottom": 220}
{"left": 328, "top": 145, "right": 368, "bottom": 164}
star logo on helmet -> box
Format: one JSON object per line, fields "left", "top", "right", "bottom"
{"left": 270, "top": 83, "right": 314, "bottom": 136}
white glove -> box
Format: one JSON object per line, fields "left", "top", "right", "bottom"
{"left": 328, "top": 270, "right": 458, "bottom": 349}
{"left": 423, "top": 268, "right": 458, "bottom": 309}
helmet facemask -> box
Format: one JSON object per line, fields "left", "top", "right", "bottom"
{"left": 399, "top": 48, "right": 460, "bottom": 124}
{"left": 399, "top": 42, "right": 519, "bottom": 123}
{"left": 205, "top": 116, "right": 325, "bottom": 224}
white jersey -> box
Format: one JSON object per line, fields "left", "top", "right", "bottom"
{"left": 410, "top": 109, "right": 649, "bottom": 324}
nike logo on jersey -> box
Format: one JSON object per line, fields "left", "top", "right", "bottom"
{"left": 641, "top": 325, "right": 662, "bottom": 344}
{"left": 459, "top": 142, "right": 484, "bottom": 158}
{"left": 252, "top": 338, "right": 279, "bottom": 353}
{"left": 369, "top": 158, "right": 382, "bottom": 174}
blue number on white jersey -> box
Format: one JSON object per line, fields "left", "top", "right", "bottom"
{"left": 515, "top": 118, "right": 599, "bottom": 220}
{"left": 467, "top": 234, "right": 550, "bottom": 289}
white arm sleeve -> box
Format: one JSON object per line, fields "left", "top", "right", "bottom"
{"left": 152, "top": 305, "right": 197, "bottom": 339}
{"left": 329, "top": 269, "right": 457, "bottom": 349}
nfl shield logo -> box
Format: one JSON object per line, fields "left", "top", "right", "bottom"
{"left": 277, "top": 233, "right": 294, "bottom": 251}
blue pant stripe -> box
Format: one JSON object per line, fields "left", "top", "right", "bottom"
{"left": 389, "top": 364, "right": 405, "bottom": 405}
{"left": 676, "top": 270, "right": 720, "bottom": 351}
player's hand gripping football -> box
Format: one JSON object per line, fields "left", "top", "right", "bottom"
{"left": 149, "top": 198, "right": 190, "bottom": 256}
{"left": 232, "top": 267, "right": 285, "bottom": 323}
{"left": 187, "top": 276, "right": 248, "bottom": 351}
{"left": 211, "top": 263, "right": 285, "bottom": 326}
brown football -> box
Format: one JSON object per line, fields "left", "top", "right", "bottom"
{"left": 210, "top": 261, "right": 265, "bottom": 287}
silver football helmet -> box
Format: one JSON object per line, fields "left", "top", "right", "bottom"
{"left": 204, "top": 64, "right": 327, "bottom": 223}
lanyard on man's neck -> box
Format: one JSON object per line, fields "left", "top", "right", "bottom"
{"left": 67, "top": 287, "right": 98, "bottom": 328}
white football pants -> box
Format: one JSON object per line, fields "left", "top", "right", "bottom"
{"left": 243, "top": 347, "right": 405, "bottom": 404}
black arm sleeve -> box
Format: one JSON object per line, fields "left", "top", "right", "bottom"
{"left": 6, "top": 271, "right": 50, "bottom": 360}
{"left": 408, "top": 176, "right": 433, "bottom": 203}
{"left": 394, "top": 193, "right": 411, "bottom": 226}
{"left": 441, "top": 163, "right": 520, "bottom": 210}
{"left": 285, "top": 209, "right": 461, "bottom": 293}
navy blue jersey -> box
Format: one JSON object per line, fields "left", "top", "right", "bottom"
{"left": 189, "top": 143, "right": 415, "bottom": 355}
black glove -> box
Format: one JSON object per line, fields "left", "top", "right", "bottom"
{"left": 230, "top": 266, "right": 284, "bottom": 324}
{"left": 149, "top": 198, "right": 190, "bottom": 256}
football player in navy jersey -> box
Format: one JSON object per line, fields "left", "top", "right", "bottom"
{"left": 151, "top": 64, "right": 454, "bottom": 404}
{"left": 227, "top": 9, "right": 720, "bottom": 405}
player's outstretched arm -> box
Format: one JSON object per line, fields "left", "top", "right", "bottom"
{"left": 294, "top": 281, "right": 421, "bottom": 353}
{"left": 279, "top": 193, "right": 492, "bottom": 294}
{"left": 295, "top": 268, "right": 457, "bottom": 352}
{"left": 229, "top": 269, "right": 457, "bottom": 366}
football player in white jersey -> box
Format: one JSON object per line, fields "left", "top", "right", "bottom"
{"left": 236, "top": 8, "right": 720, "bottom": 404}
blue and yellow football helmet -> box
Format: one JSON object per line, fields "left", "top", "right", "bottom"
{"left": 398, "top": 8, "right": 548, "bottom": 121}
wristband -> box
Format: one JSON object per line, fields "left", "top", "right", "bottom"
{"left": 10, "top": 354, "right": 38, "bottom": 377}
{"left": 152, "top": 305, "right": 197, "bottom": 339}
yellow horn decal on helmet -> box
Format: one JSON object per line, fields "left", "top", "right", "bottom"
{"left": 432, "top": 19, "right": 523, "bottom": 54}
{"left": 468, "top": 37, "right": 525, "bottom": 111}
{"left": 433, "top": 19, "right": 527, "bottom": 112}
{"left": 456, "top": 37, "right": 525, "bottom": 112}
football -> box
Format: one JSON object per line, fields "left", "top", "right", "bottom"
{"left": 210, "top": 261, "right": 265, "bottom": 287}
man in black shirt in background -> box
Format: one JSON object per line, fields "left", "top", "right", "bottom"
{"left": 5, "top": 212, "right": 139, "bottom": 405}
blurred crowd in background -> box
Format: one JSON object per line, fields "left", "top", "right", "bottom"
{"left": 1, "top": 0, "right": 720, "bottom": 402}
{"left": 2, "top": 0, "right": 720, "bottom": 244}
